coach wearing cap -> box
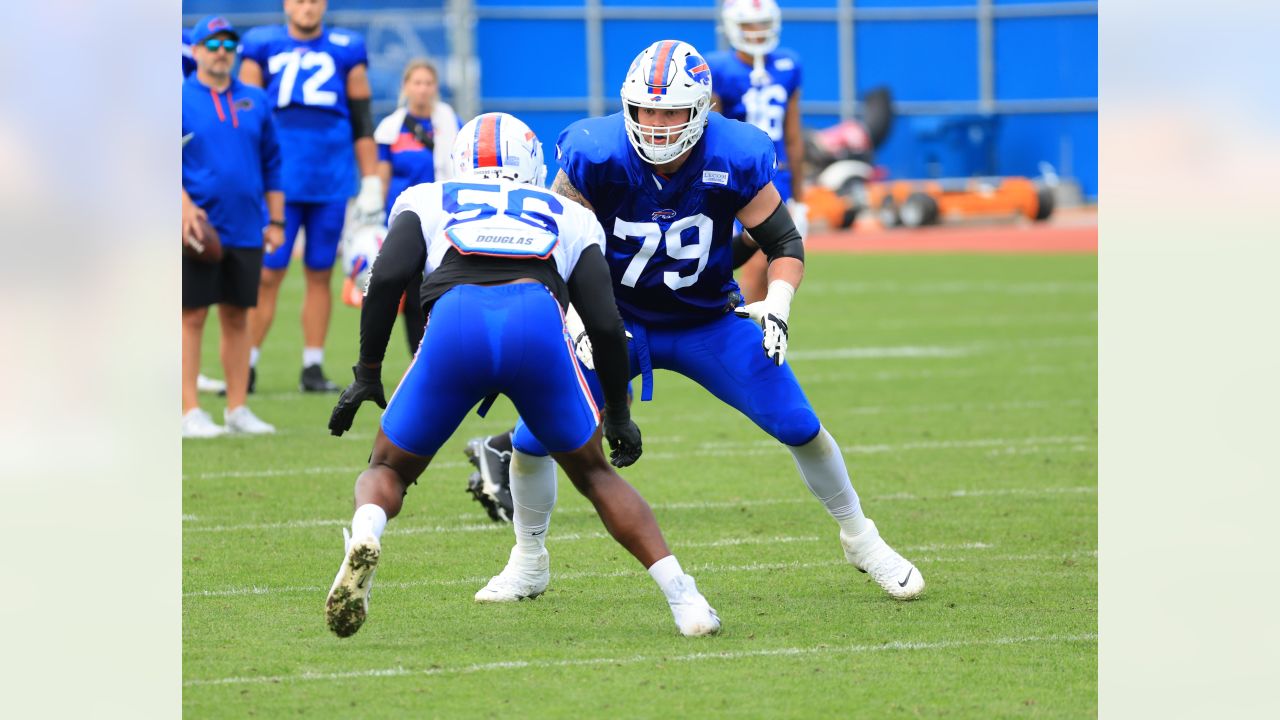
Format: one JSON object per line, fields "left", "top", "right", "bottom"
{"left": 182, "top": 15, "right": 284, "bottom": 438}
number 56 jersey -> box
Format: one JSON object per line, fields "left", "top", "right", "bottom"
{"left": 240, "top": 25, "right": 368, "bottom": 203}
{"left": 387, "top": 177, "right": 607, "bottom": 298}
{"left": 557, "top": 111, "right": 777, "bottom": 327}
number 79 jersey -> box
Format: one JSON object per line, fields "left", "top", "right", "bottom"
{"left": 388, "top": 178, "right": 607, "bottom": 283}
{"left": 557, "top": 112, "right": 777, "bottom": 326}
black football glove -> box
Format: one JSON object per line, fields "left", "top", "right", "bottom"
{"left": 328, "top": 364, "right": 387, "bottom": 436}
{"left": 602, "top": 406, "right": 643, "bottom": 468}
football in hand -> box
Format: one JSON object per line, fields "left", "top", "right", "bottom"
{"left": 183, "top": 216, "right": 223, "bottom": 263}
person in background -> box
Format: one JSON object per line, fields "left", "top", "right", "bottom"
{"left": 705, "top": 0, "right": 809, "bottom": 302}
{"left": 369, "top": 58, "right": 461, "bottom": 355}
{"left": 239, "top": 0, "right": 382, "bottom": 393}
{"left": 181, "top": 15, "right": 283, "bottom": 437}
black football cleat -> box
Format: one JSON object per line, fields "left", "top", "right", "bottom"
{"left": 300, "top": 364, "right": 340, "bottom": 393}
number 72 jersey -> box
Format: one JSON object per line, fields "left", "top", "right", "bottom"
{"left": 557, "top": 112, "right": 778, "bottom": 327}
{"left": 240, "top": 24, "right": 368, "bottom": 202}
{"left": 240, "top": 25, "right": 367, "bottom": 117}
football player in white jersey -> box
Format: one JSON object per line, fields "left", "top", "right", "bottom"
{"left": 323, "top": 113, "right": 720, "bottom": 639}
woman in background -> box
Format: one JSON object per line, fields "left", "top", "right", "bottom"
{"left": 370, "top": 59, "right": 461, "bottom": 354}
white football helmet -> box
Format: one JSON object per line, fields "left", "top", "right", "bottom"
{"left": 722, "top": 0, "right": 782, "bottom": 57}
{"left": 451, "top": 112, "right": 546, "bottom": 186}
{"left": 341, "top": 223, "right": 386, "bottom": 301}
{"left": 620, "top": 40, "right": 714, "bottom": 165}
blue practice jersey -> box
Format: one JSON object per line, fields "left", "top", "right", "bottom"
{"left": 557, "top": 112, "right": 776, "bottom": 327}
{"left": 705, "top": 48, "right": 802, "bottom": 172}
{"left": 240, "top": 24, "right": 368, "bottom": 202}
{"left": 182, "top": 29, "right": 195, "bottom": 78}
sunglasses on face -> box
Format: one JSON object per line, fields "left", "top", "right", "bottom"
{"left": 201, "top": 38, "right": 238, "bottom": 52}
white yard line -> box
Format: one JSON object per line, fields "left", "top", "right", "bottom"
{"left": 184, "top": 632, "right": 1098, "bottom": 687}
{"left": 798, "top": 280, "right": 1097, "bottom": 295}
{"left": 184, "top": 433, "right": 1095, "bottom": 482}
{"left": 788, "top": 335, "right": 1095, "bottom": 363}
{"left": 184, "top": 484, "right": 1096, "bottom": 534}
{"left": 183, "top": 549, "right": 1094, "bottom": 599}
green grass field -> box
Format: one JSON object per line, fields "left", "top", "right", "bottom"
{"left": 183, "top": 252, "right": 1097, "bottom": 717}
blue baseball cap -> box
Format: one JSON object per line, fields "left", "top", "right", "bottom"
{"left": 191, "top": 15, "right": 239, "bottom": 45}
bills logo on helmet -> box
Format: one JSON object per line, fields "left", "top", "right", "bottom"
{"left": 651, "top": 208, "right": 677, "bottom": 221}
{"left": 684, "top": 54, "right": 711, "bottom": 86}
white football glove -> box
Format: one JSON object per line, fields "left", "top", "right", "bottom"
{"left": 565, "top": 304, "right": 631, "bottom": 371}
{"left": 733, "top": 280, "right": 796, "bottom": 366}
{"left": 786, "top": 199, "right": 810, "bottom": 243}
{"left": 352, "top": 175, "right": 385, "bottom": 227}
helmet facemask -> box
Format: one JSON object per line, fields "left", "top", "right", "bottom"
{"left": 620, "top": 40, "right": 714, "bottom": 165}
{"left": 723, "top": 0, "right": 782, "bottom": 57}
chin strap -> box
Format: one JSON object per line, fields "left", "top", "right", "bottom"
{"left": 750, "top": 53, "right": 772, "bottom": 86}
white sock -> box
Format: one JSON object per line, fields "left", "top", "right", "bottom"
{"left": 303, "top": 347, "right": 324, "bottom": 367}
{"left": 789, "top": 427, "right": 869, "bottom": 537}
{"left": 647, "top": 554, "right": 686, "bottom": 600}
{"left": 350, "top": 503, "right": 388, "bottom": 541}
{"left": 510, "top": 449, "right": 556, "bottom": 554}
{"left": 249, "top": 347, "right": 260, "bottom": 367}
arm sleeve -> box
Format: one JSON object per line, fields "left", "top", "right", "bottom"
{"left": 566, "top": 246, "right": 630, "bottom": 413}
{"left": 260, "top": 111, "right": 283, "bottom": 192}
{"left": 745, "top": 200, "right": 804, "bottom": 263}
{"left": 359, "top": 210, "right": 426, "bottom": 365}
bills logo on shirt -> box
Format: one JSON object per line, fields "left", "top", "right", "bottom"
{"left": 651, "top": 208, "right": 677, "bottom": 221}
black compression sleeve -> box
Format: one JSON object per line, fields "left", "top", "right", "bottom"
{"left": 359, "top": 211, "right": 426, "bottom": 366}
{"left": 745, "top": 201, "right": 805, "bottom": 263}
{"left": 349, "top": 97, "right": 374, "bottom": 140}
{"left": 731, "top": 233, "right": 760, "bottom": 269}
{"left": 566, "top": 246, "right": 630, "bottom": 416}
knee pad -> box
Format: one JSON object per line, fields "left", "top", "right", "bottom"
{"left": 771, "top": 407, "right": 821, "bottom": 447}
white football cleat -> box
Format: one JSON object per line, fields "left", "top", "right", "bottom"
{"left": 840, "top": 518, "right": 925, "bottom": 600}
{"left": 196, "top": 374, "right": 227, "bottom": 394}
{"left": 224, "top": 406, "right": 276, "bottom": 434}
{"left": 667, "top": 574, "right": 721, "bottom": 637}
{"left": 326, "top": 531, "right": 380, "bottom": 638}
{"left": 181, "top": 408, "right": 226, "bottom": 439}
{"left": 474, "top": 546, "right": 549, "bottom": 602}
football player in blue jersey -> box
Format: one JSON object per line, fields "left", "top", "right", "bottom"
{"left": 322, "top": 113, "right": 719, "bottom": 639}
{"left": 705, "top": 0, "right": 808, "bottom": 303}
{"left": 470, "top": 40, "right": 925, "bottom": 603}
{"left": 239, "top": 0, "right": 382, "bottom": 393}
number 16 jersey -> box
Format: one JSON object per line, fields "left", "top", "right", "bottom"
{"left": 556, "top": 112, "right": 777, "bottom": 327}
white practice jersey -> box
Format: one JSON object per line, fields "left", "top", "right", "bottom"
{"left": 388, "top": 178, "right": 605, "bottom": 282}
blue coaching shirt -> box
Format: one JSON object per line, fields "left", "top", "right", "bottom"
{"left": 557, "top": 112, "right": 776, "bottom": 327}
{"left": 705, "top": 49, "right": 802, "bottom": 180}
{"left": 240, "top": 24, "right": 368, "bottom": 203}
{"left": 182, "top": 75, "right": 282, "bottom": 249}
